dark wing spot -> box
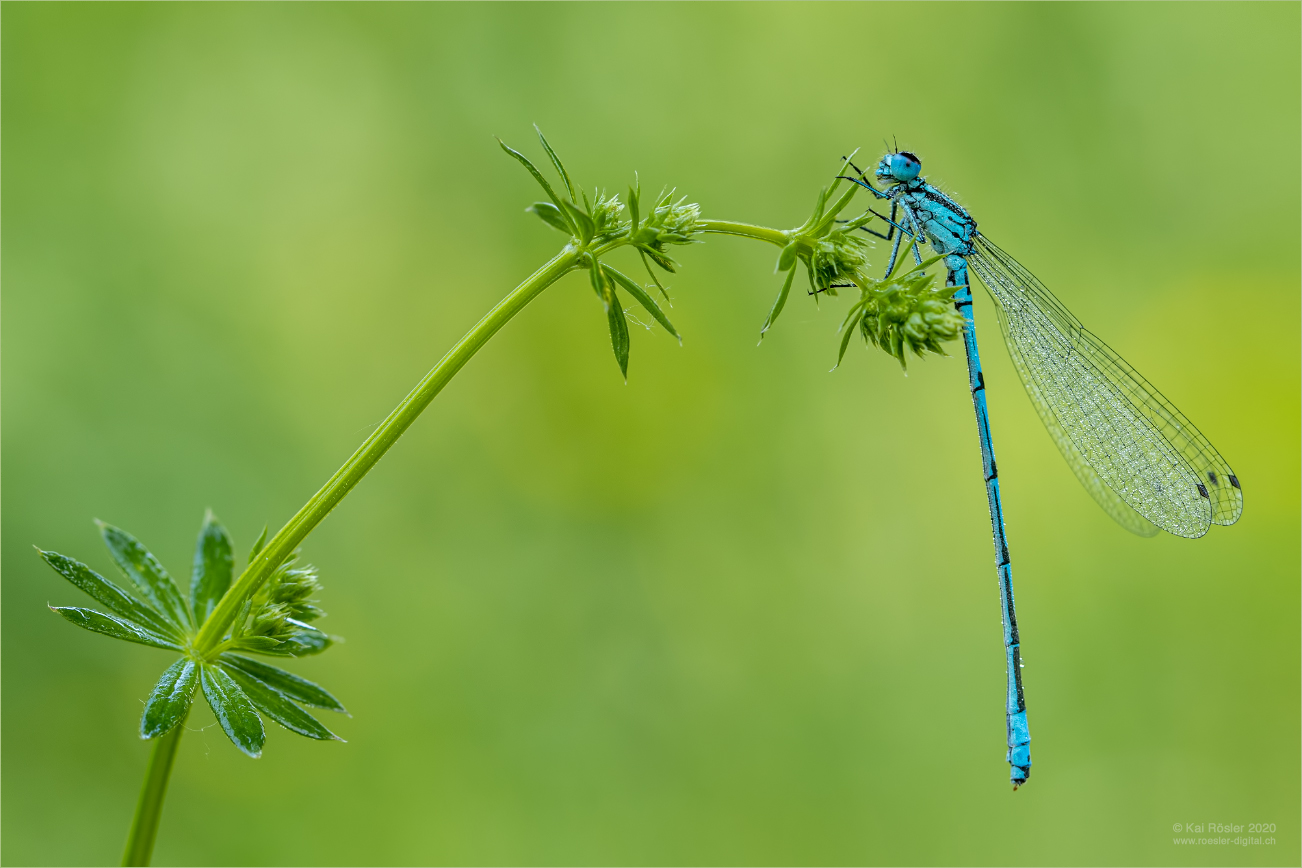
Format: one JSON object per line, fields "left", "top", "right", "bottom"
{"left": 1196, "top": 483, "right": 1209, "bottom": 499}
{"left": 1229, "top": 475, "right": 1241, "bottom": 489}
{"left": 1207, "top": 471, "right": 1218, "bottom": 484}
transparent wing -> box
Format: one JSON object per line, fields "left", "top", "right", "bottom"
{"left": 968, "top": 234, "right": 1242, "bottom": 539}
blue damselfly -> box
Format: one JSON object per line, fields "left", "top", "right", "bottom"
{"left": 842, "top": 150, "right": 1242, "bottom": 788}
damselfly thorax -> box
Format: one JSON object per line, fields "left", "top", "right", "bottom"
{"left": 886, "top": 178, "right": 978, "bottom": 258}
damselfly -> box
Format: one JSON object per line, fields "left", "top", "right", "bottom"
{"left": 841, "top": 149, "right": 1243, "bottom": 788}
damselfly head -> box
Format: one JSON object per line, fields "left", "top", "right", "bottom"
{"left": 876, "top": 151, "right": 922, "bottom": 184}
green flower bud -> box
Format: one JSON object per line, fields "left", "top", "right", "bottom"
{"left": 633, "top": 192, "right": 700, "bottom": 251}
{"left": 850, "top": 266, "right": 966, "bottom": 369}
{"left": 811, "top": 234, "right": 868, "bottom": 293}
{"left": 590, "top": 190, "right": 624, "bottom": 238}
{"left": 233, "top": 551, "right": 331, "bottom": 651}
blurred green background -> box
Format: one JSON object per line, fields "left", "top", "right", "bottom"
{"left": 3, "top": 3, "right": 1298, "bottom": 865}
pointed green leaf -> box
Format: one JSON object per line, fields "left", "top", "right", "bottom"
{"left": 286, "top": 622, "right": 333, "bottom": 655}
{"left": 843, "top": 209, "right": 875, "bottom": 232}
{"left": 251, "top": 622, "right": 333, "bottom": 657}
{"left": 50, "top": 606, "right": 182, "bottom": 650}
{"left": 496, "top": 138, "right": 574, "bottom": 232}
{"left": 607, "top": 301, "right": 631, "bottom": 380}
{"left": 232, "top": 597, "right": 254, "bottom": 637}
{"left": 526, "top": 202, "right": 571, "bottom": 234}
{"left": 839, "top": 297, "right": 866, "bottom": 333}
{"left": 191, "top": 511, "right": 234, "bottom": 625}
{"left": 808, "top": 187, "right": 829, "bottom": 230}
{"left": 560, "top": 200, "right": 594, "bottom": 244}
{"left": 201, "top": 664, "right": 265, "bottom": 758}
{"left": 141, "top": 659, "right": 198, "bottom": 738}
{"left": 887, "top": 239, "right": 930, "bottom": 279}
{"left": 759, "top": 266, "right": 798, "bottom": 339}
{"left": 227, "top": 636, "right": 286, "bottom": 654}
{"left": 828, "top": 149, "right": 859, "bottom": 199}
{"left": 589, "top": 262, "right": 629, "bottom": 377}
{"left": 223, "top": 666, "right": 341, "bottom": 741}
{"left": 534, "top": 125, "right": 575, "bottom": 202}
{"left": 777, "top": 241, "right": 799, "bottom": 273}
{"left": 37, "top": 549, "right": 183, "bottom": 641}
{"left": 813, "top": 183, "right": 860, "bottom": 235}
{"left": 835, "top": 305, "right": 861, "bottom": 369}
{"left": 628, "top": 176, "right": 641, "bottom": 232}
{"left": 900, "top": 252, "right": 945, "bottom": 277}
{"left": 220, "top": 653, "right": 348, "bottom": 713}
{"left": 588, "top": 257, "right": 607, "bottom": 301}
{"left": 640, "top": 246, "right": 678, "bottom": 273}
{"left": 602, "top": 264, "right": 680, "bottom": 342}
{"left": 98, "top": 522, "right": 192, "bottom": 630}
{"left": 248, "top": 526, "right": 268, "bottom": 563}
{"left": 638, "top": 251, "right": 671, "bottom": 302}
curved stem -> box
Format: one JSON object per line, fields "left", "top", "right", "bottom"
{"left": 120, "top": 203, "right": 837, "bottom": 865}
{"left": 122, "top": 719, "right": 187, "bottom": 867}
{"left": 698, "top": 219, "right": 789, "bottom": 246}
{"left": 194, "top": 247, "right": 581, "bottom": 654}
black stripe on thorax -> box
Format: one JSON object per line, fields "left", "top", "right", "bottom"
{"left": 918, "top": 184, "right": 975, "bottom": 222}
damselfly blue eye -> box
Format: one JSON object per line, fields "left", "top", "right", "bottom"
{"left": 891, "top": 152, "right": 921, "bottom": 181}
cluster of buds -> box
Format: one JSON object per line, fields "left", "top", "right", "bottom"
{"left": 628, "top": 188, "right": 700, "bottom": 273}
{"left": 229, "top": 551, "right": 331, "bottom": 656}
{"left": 840, "top": 262, "right": 966, "bottom": 369}
{"left": 758, "top": 168, "right": 877, "bottom": 338}
{"left": 809, "top": 231, "right": 868, "bottom": 295}
{"left": 748, "top": 153, "right": 964, "bottom": 370}
{"left": 505, "top": 128, "right": 696, "bottom": 379}
{"left": 589, "top": 190, "right": 625, "bottom": 239}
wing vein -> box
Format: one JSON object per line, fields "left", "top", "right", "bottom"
{"left": 968, "top": 234, "right": 1241, "bottom": 537}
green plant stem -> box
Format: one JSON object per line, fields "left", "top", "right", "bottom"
{"left": 123, "top": 213, "right": 794, "bottom": 863}
{"left": 195, "top": 217, "right": 787, "bottom": 656}
{"left": 122, "top": 718, "right": 187, "bottom": 867}
{"left": 698, "top": 219, "right": 789, "bottom": 246}
{"left": 193, "top": 246, "right": 581, "bottom": 654}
